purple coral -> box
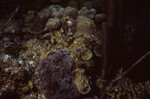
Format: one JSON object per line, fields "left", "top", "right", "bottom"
{"left": 36, "top": 49, "right": 80, "bottom": 99}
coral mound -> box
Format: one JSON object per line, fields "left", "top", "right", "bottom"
{"left": 36, "top": 49, "right": 80, "bottom": 99}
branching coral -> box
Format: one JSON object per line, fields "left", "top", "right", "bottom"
{"left": 36, "top": 49, "right": 80, "bottom": 99}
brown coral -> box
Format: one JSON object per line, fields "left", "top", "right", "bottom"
{"left": 74, "top": 68, "right": 91, "bottom": 95}
{"left": 81, "top": 48, "right": 93, "bottom": 61}
{"left": 74, "top": 17, "right": 97, "bottom": 39}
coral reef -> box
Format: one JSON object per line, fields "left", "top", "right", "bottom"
{"left": 105, "top": 78, "right": 150, "bottom": 99}
{"left": 0, "top": 0, "right": 149, "bottom": 98}
{"left": 1, "top": 4, "right": 148, "bottom": 99}
{"left": 0, "top": 38, "right": 50, "bottom": 98}
{"left": 0, "top": 4, "right": 105, "bottom": 98}
{"left": 0, "top": 57, "right": 36, "bottom": 98}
